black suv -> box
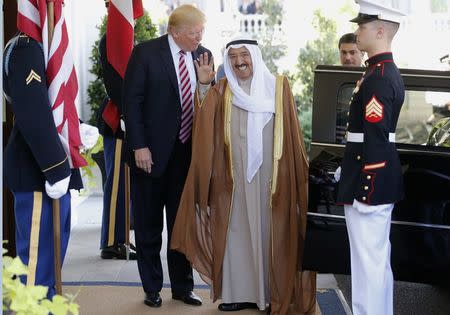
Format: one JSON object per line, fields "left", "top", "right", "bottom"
{"left": 303, "top": 65, "right": 450, "bottom": 287}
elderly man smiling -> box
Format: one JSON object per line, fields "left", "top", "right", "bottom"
{"left": 171, "top": 37, "right": 319, "bottom": 315}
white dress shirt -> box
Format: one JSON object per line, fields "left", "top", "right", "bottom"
{"left": 168, "top": 34, "right": 197, "bottom": 103}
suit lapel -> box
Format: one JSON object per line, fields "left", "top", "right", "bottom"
{"left": 191, "top": 50, "right": 199, "bottom": 82}
{"left": 159, "top": 34, "right": 180, "bottom": 103}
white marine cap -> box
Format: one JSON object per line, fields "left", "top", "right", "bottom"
{"left": 350, "top": 0, "right": 406, "bottom": 24}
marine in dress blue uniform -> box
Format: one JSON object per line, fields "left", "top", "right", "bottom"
{"left": 97, "top": 33, "right": 137, "bottom": 260}
{"left": 337, "top": 51, "right": 405, "bottom": 205}
{"left": 3, "top": 34, "right": 83, "bottom": 298}
{"left": 336, "top": 1, "right": 406, "bottom": 314}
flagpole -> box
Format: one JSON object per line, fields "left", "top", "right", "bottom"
{"left": 124, "top": 163, "right": 131, "bottom": 261}
{"left": 47, "top": 0, "right": 55, "bottom": 46}
{"left": 52, "top": 199, "right": 62, "bottom": 295}
{"left": 47, "top": 0, "right": 62, "bottom": 296}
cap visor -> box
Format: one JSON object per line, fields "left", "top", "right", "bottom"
{"left": 350, "top": 16, "right": 377, "bottom": 24}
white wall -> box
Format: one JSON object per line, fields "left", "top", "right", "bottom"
{"left": 65, "top": 0, "right": 106, "bottom": 122}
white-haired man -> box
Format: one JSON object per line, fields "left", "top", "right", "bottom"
{"left": 171, "top": 38, "right": 318, "bottom": 314}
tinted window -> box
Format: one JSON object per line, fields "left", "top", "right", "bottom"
{"left": 336, "top": 85, "right": 450, "bottom": 148}
{"left": 336, "top": 84, "right": 354, "bottom": 144}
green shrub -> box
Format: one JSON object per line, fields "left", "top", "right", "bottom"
{"left": 87, "top": 11, "right": 158, "bottom": 125}
{"left": 2, "top": 245, "right": 79, "bottom": 315}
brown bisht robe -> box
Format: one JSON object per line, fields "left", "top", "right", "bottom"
{"left": 171, "top": 75, "right": 317, "bottom": 315}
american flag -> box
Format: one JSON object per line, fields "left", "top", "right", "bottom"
{"left": 106, "top": 0, "right": 143, "bottom": 78}
{"left": 17, "top": 0, "right": 86, "bottom": 168}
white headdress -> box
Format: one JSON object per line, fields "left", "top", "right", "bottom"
{"left": 223, "top": 36, "right": 276, "bottom": 182}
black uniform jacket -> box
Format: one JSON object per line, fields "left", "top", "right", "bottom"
{"left": 123, "top": 34, "right": 213, "bottom": 177}
{"left": 96, "top": 34, "right": 124, "bottom": 139}
{"left": 337, "top": 52, "right": 405, "bottom": 205}
{"left": 3, "top": 34, "right": 82, "bottom": 192}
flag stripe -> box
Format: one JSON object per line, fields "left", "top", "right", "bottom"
{"left": 18, "top": 0, "right": 40, "bottom": 26}
{"left": 106, "top": 1, "right": 134, "bottom": 78}
{"left": 17, "top": 0, "right": 86, "bottom": 168}
{"left": 111, "top": 0, "right": 134, "bottom": 26}
{"left": 17, "top": 13, "right": 42, "bottom": 42}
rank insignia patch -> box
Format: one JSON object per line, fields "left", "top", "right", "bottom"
{"left": 365, "top": 95, "right": 384, "bottom": 123}
{"left": 26, "top": 70, "right": 41, "bottom": 85}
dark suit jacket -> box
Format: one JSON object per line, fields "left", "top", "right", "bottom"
{"left": 123, "top": 34, "right": 213, "bottom": 177}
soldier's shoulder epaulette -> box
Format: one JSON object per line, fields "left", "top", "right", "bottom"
{"left": 13, "top": 34, "right": 44, "bottom": 59}
{"left": 17, "top": 33, "right": 32, "bottom": 45}
{"left": 368, "top": 64, "right": 393, "bottom": 81}
{"left": 17, "top": 34, "right": 42, "bottom": 47}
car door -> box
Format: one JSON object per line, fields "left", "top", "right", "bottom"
{"left": 302, "top": 65, "right": 450, "bottom": 287}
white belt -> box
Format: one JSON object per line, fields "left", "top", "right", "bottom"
{"left": 346, "top": 132, "right": 396, "bottom": 143}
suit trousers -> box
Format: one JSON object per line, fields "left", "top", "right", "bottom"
{"left": 131, "top": 138, "right": 193, "bottom": 295}
{"left": 345, "top": 201, "right": 394, "bottom": 315}
{"left": 14, "top": 191, "right": 71, "bottom": 299}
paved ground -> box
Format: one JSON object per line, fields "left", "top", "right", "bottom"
{"left": 62, "top": 189, "right": 350, "bottom": 314}
{"left": 63, "top": 185, "right": 449, "bottom": 315}
{"left": 64, "top": 193, "right": 340, "bottom": 287}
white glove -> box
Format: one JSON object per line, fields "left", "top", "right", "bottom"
{"left": 80, "top": 123, "right": 100, "bottom": 149}
{"left": 334, "top": 166, "right": 341, "bottom": 182}
{"left": 45, "top": 175, "right": 71, "bottom": 199}
{"left": 120, "top": 119, "right": 126, "bottom": 132}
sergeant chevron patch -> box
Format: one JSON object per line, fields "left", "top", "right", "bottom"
{"left": 365, "top": 95, "right": 384, "bottom": 123}
{"left": 26, "top": 70, "right": 41, "bottom": 85}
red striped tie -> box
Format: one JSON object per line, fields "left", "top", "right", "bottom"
{"left": 178, "top": 50, "right": 193, "bottom": 143}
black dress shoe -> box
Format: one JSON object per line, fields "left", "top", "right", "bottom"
{"left": 144, "top": 292, "right": 162, "bottom": 307}
{"left": 172, "top": 291, "right": 202, "bottom": 306}
{"left": 101, "top": 243, "right": 137, "bottom": 260}
{"left": 218, "top": 302, "right": 258, "bottom": 312}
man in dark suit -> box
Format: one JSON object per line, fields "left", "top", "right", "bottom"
{"left": 123, "top": 4, "right": 214, "bottom": 308}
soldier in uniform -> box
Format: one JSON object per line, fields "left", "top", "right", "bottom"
{"left": 97, "top": 3, "right": 137, "bottom": 259}
{"left": 336, "top": 1, "right": 405, "bottom": 314}
{"left": 4, "top": 0, "right": 99, "bottom": 298}
{"left": 3, "top": 17, "right": 98, "bottom": 300}
{"left": 3, "top": 32, "right": 76, "bottom": 299}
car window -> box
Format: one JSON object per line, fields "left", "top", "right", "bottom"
{"left": 336, "top": 85, "right": 450, "bottom": 148}
{"left": 400, "top": 90, "right": 450, "bottom": 146}
{"left": 336, "top": 84, "right": 354, "bottom": 144}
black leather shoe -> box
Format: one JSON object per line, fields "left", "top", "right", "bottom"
{"left": 101, "top": 243, "right": 137, "bottom": 260}
{"left": 144, "top": 292, "right": 162, "bottom": 307}
{"left": 218, "top": 302, "right": 258, "bottom": 312}
{"left": 172, "top": 291, "right": 202, "bottom": 306}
